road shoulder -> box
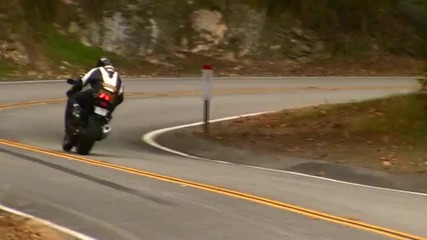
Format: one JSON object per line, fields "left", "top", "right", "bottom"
{"left": 155, "top": 122, "right": 427, "bottom": 194}
{"left": 0, "top": 209, "right": 77, "bottom": 240}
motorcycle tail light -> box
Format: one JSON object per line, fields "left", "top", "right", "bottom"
{"left": 99, "top": 93, "right": 111, "bottom": 102}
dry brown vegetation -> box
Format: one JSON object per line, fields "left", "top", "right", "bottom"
{"left": 200, "top": 92, "right": 427, "bottom": 175}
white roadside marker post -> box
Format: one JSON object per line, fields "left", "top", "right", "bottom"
{"left": 202, "top": 64, "right": 213, "bottom": 135}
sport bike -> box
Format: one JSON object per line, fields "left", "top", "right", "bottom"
{"left": 62, "top": 78, "right": 113, "bottom": 155}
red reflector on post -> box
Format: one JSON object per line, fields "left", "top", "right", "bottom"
{"left": 202, "top": 64, "right": 212, "bottom": 70}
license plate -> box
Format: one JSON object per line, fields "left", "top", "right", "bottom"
{"left": 94, "top": 106, "right": 109, "bottom": 116}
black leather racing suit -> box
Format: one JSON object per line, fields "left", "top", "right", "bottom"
{"left": 64, "top": 65, "right": 124, "bottom": 131}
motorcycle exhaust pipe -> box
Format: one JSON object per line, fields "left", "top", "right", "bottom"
{"left": 102, "top": 124, "right": 112, "bottom": 137}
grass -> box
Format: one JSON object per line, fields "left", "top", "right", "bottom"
{"left": 353, "top": 96, "right": 427, "bottom": 136}
{"left": 0, "top": 61, "right": 15, "bottom": 77}
{"left": 41, "top": 25, "right": 120, "bottom": 69}
{"left": 205, "top": 92, "right": 427, "bottom": 175}
{"left": 308, "top": 93, "right": 427, "bottom": 139}
{"left": 38, "top": 24, "right": 174, "bottom": 76}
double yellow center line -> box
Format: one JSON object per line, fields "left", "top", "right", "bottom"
{"left": 0, "top": 86, "right": 425, "bottom": 240}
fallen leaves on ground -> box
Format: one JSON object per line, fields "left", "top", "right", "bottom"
{"left": 0, "top": 211, "right": 66, "bottom": 240}
{"left": 202, "top": 93, "right": 427, "bottom": 175}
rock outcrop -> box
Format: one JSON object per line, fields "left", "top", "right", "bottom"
{"left": 0, "top": 0, "right": 425, "bottom": 76}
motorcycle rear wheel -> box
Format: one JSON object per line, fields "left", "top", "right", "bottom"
{"left": 75, "top": 115, "right": 102, "bottom": 155}
{"left": 62, "top": 133, "right": 75, "bottom": 152}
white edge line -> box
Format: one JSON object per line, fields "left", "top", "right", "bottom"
{"left": 0, "top": 203, "right": 97, "bottom": 240}
{"left": 142, "top": 111, "right": 427, "bottom": 198}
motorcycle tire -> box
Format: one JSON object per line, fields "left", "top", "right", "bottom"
{"left": 62, "top": 133, "right": 75, "bottom": 152}
{"left": 75, "top": 115, "right": 102, "bottom": 155}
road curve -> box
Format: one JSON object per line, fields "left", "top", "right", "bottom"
{"left": 0, "top": 77, "right": 426, "bottom": 240}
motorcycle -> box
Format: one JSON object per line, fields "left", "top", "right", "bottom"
{"left": 62, "top": 78, "right": 113, "bottom": 155}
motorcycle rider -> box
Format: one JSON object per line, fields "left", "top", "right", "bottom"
{"left": 64, "top": 57, "right": 124, "bottom": 134}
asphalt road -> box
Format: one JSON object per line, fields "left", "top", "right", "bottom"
{"left": 0, "top": 77, "right": 426, "bottom": 240}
